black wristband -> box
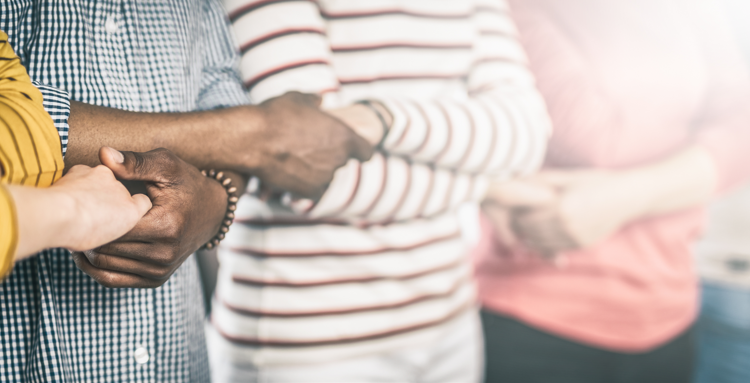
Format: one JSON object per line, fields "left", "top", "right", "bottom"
{"left": 356, "top": 100, "right": 390, "bottom": 148}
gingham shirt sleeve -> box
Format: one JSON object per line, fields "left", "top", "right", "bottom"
{"left": 32, "top": 82, "right": 70, "bottom": 158}
{"left": 196, "top": 0, "right": 248, "bottom": 110}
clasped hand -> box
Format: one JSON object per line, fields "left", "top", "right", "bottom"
{"left": 482, "top": 170, "right": 634, "bottom": 260}
{"left": 73, "top": 147, "right": 227, "bottom": 288}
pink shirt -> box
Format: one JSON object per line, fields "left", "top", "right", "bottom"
{"left": 475, "top": 0, "right": 750, "bottom": 352}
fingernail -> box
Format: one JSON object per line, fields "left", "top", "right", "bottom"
{"left": 106, "top": 147, "right": 124, "bottom": 163}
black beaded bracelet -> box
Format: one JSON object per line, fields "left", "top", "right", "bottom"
{"left": 200, "top": 169, "right": 239, "bottom": 250}
{"left": 356, "top": 100, "right": 391, "bottom": 148}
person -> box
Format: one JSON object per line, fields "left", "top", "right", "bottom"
{"left": 208, "top": 0, "right": 551, "bottom": 381}
{"left": 0, "top": 2, "right": 372, "bottom": 381}
{"left": 475, "top": 0, "right": 750, "bottom": 382}
{"left": 0, "top": 30, "right": 150, "bottom": 274}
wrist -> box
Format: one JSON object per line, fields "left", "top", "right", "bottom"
{"left": 6, "top": 185, "right": 72, "bottom": 257}
{"left": 227, "top": 105, "right": 269, "bottom": 174}
{"left": 606, "top": 168, "right": 656, "bottom": 224}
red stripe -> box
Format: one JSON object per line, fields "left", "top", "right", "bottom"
{"left": 385, "top": 101, "right": 411, "bottom": 151}
{"left": 410, "top": 101, "right": 432, "bottom": 156}
{"left": 239, "top": 28, "right": 325, "bottom": 53}
{"left": 433, "top": 102, "right": 454, "bottom": 164}
{"left": 221, "top": 275, "right": 466, "bottom": 317}
{"left": 339, "top": 73, "right": 464, "bottom": 85}
{"left": 229, "top": 0, "right": 314, "bottom": 22}
{"left": 331, "top": 42, "right": 472, "bottom": 53}
{"left": 236, "top": 216, "right": 349, "bottom": 226}
{"left": 477, "top": 99, "right": 500, "bottom": 172}
{"left": 244, "top": 59, "right": 331, "bottom": 90}
{"left": 455, "top": 104, "right": 477, "bottom": 169}
{"left": 320, "top": 9, "right": 473, "bottom": 20}
{"left": 359, "top": 153, "right": 388, "bottom": 218}
{"left": 227, "top": 230, "right": 461, "bottom": 258}
{"left": 213, "top": 302, "right": 473, "bottom": 347}
{"left": 479, "top": 29, "right": 516, "bottom": 38}
{"left": 475, "top": 5, "right": 508, "bottom": 14}
{"left": 382, "top": 158, "right": 412, "bottom": 223}
{"left": 439, "top": 171, "right": 457, "bottom": 216}
{"left": 472, "top": 57, "right": 524, "bottom": 68}
{"left": 230, "top": 257, "right": 463, "bottom": 288}
{"left": 326, "top": 160, "right": 362, "bottom": 217}
{"left": 416, "top": 165, "right": 436, "bottom": 219}
{"left": 491, "top": 96, "right": 519, "bottom": 171}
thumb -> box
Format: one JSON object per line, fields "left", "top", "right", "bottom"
{"left": 349, "top": 133, "right": 375, "bottom": 162}
{"left": 131, "top": 193, "right": 153, "bottom": 217}
{"left": 99, "top": 147, "right": 171, "bottom": 183}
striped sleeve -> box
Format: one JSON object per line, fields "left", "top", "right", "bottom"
{"left": 378, "top": 1, "right": 550, "bottom": 176}
{"left": 226, "top": 0, "right": 340, "bottom": 103}
{"left": 226, "top": 0, "right": 551, "bottom": 222}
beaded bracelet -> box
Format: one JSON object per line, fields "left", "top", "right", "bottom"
{"left": 356, "top": 100, "right": 391, "bottom": 148}
{"left": 200, "top": 169, "right": 239, "bottom": 250}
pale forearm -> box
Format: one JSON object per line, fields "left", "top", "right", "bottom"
{"left": 7, "top": 185, "right": 73, "bottom": 260}
{"left": 617, "top": 145, "right": 719, "bottom": 221}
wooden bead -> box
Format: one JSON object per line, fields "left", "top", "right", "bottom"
{"left": 215, "top": 171, "right": 224, "bottom": 180}
{"left": 208, "top": 169, "right": 216, "bottom": 177}
{"left": 204, "top": 242, "right": 214, "bottom": 250}
{"left": 223, "top": 219, "right": 232, "bottom": 226}
{"left": 227, "top": 186, "right": 237, "bottom": 194}
{"left": 220, "top": 226, "right": 229, "bottom": 233}
{"left": 228, "top": 204, "right": 237, "bottom": 212}
{"left": 222, "top": 178, "right": 232, "bottom": 186}
{"left": 226, "top": 212, "right": 235, "bottom": 219}
{"left": 228, "top": 196, "right": 239, "bottom": 203}
{"left": 201, "top": 170, "right": 207, "bottom": 176}
{"left": 218, "top": 233, "right": 225, "bottom": 240}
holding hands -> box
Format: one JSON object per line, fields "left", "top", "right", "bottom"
{"left": 482, "top": 170, "right": 637, "bottom": 260}
{"left": 73, "top": 147, "right": 229, "bottom": 288}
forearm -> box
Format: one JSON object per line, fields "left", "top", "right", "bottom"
{"left": 6, "top": 184, "right": 73, "bottom": 260}
{"left": 616, "top": 145, "right": 718, "bottom": 221}
{"left": 65, "top": 101, "right": 265, "bottom": 173}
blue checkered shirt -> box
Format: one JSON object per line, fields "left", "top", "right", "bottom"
{"left": 0, "top": 0, "right": 247, "bottom": 382}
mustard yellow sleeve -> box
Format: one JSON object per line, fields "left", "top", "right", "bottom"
{"left": 0, "top": 184, "right": 18, "bottom": 277}
{"left": 0, "top": 30, "right": 64, "bottom": 188}
{"left": 0, "top": 30, "right": 64, "bottom": 275}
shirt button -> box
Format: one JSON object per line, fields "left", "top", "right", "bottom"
{"left": 133, "top": 346, "right": 150, "bottom": 365}
{"left": 105, "top": 16, "right": 118, "bottom": 34}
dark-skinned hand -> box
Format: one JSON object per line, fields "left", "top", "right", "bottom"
{"left": 72, "top": 147, "right": 227, "bottom": 288}
{"left": 247, "top": 91, "right": 375, "bottom": 200}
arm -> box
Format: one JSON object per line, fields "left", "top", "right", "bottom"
{"left": 484, "top": 0, "right": 750, "bottom": 257}
{"left": 6, "top": 160, "right": 151, "bottom": 260}
{"left": 0, "top": 32, "right": 149, "bottom": 277}
{"left": 227, "top": 0, "right": 550, "bottom": 222}
{"left": 489, "top": 147, "right": 719, "bottom": 257}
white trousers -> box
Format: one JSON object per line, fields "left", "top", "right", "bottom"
{"left": 207, "top": 308, "right": 484, "bottom": 383}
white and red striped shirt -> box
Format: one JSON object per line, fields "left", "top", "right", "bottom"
{"left": 214, "top": 0, "right": 551, "bottom": 365}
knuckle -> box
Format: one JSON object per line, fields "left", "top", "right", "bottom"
{"left": 131, "top": 152, "right": 147, "bottom": 174}
{"left": 94, "top": 272, "right": 119, "bottom": 288}
{"left": 88, "top": 252, "right": 104, "bottom": 268}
